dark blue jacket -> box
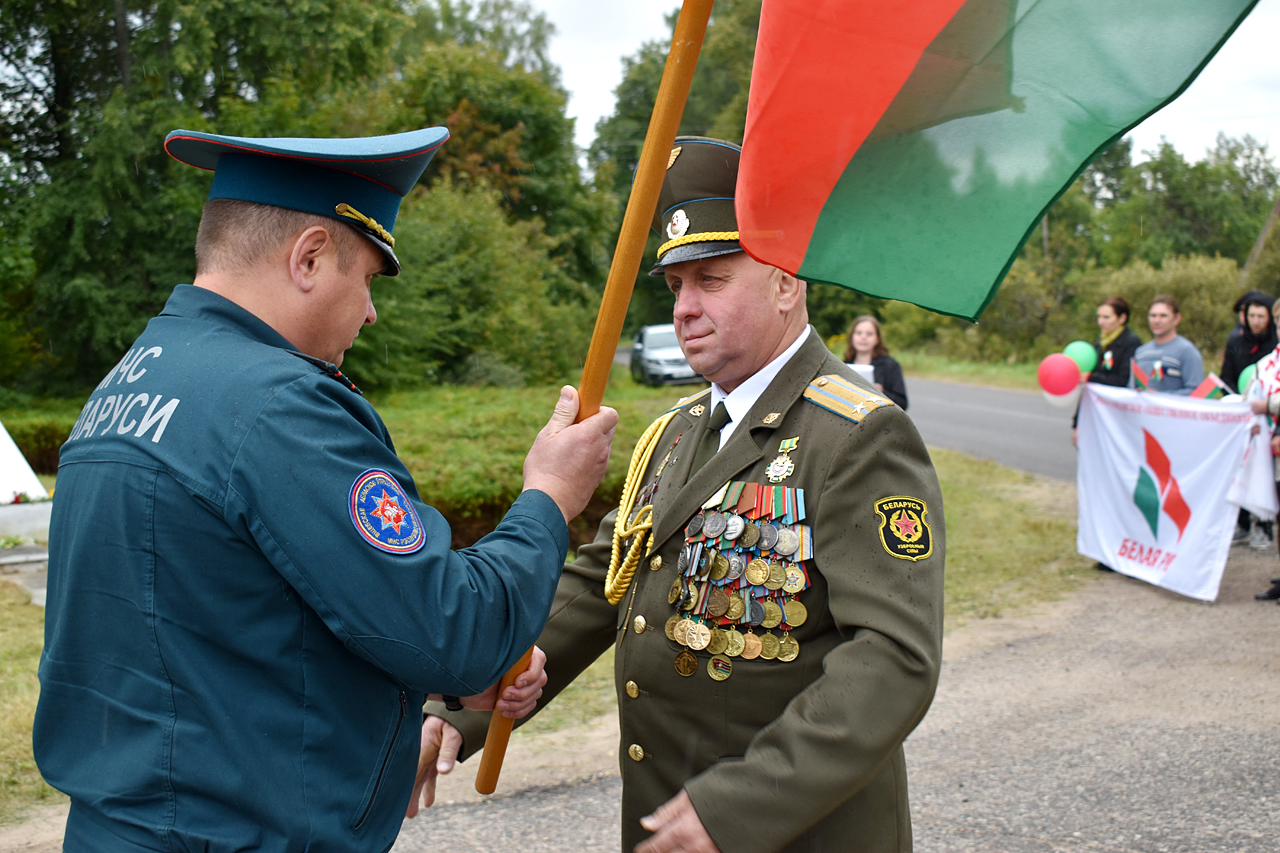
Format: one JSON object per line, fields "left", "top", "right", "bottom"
{"left": 35, "top": 285, "right": 567, "bottom": 852}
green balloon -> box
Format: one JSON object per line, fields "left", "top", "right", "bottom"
{"left": 1239, "top": 363, "right": 1257, "bottom": 393}
{"left": 1063, "top": 340, "right": 1098, "bottom": 374}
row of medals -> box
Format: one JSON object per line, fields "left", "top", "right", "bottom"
{"left": 665, "top": 505, "right": 809, "bottom": 681}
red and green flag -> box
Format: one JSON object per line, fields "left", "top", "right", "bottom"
{"left": 1131, "top": 359, "right": 1149, "bottom": 391}
{"left": 736, "top": 0, "right": 1260, "bottom": 321}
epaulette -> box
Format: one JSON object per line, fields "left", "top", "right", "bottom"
{"left": 290, "top": 351, "right": 363, "bottom": 395}
{"left": 664, "top": 387, "right": 711, "bottom": 415}
{"left": 802, "top": 374, "right": 891, "bottom": 423}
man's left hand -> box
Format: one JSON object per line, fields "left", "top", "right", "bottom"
{"left": 635, "top": 790, "right": 721, "bottom": 853}
{"left": 426, "top": 645, "right": 548, "bottom": 718}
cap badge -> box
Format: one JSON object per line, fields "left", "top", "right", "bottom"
{"left": 667, "top": 209, "right": 690, "bottom": 240}
{"left": 336, "top": 203, "right": 395, "bottom": 247}
{"left": 668, "top": 146, "right": 682, "bottom": 169}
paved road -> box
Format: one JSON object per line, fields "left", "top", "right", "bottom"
{"left": 908, "top": 378, "right": 1076, "bottom": 482}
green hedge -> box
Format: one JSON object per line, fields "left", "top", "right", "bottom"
{"left": 3, "top": 415, "right": 75, "bottom": 475}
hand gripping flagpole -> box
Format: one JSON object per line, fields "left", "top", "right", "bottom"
{"left": 474, "top": 0, "right": 716, "bottom": 795}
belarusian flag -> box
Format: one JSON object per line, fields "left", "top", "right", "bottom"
{"left": 737, "top": 0, "right": 1259, "bottom": 320}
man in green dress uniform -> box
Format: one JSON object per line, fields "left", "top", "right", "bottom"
{"left": 414, "top": 137, "right": 945, "bottom": 853}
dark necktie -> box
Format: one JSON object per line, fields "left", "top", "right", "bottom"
{"left": 689, "top": 402, "right": 731, "bottom": 475}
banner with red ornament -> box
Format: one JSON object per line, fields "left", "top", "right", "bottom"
{"left": 1075, "top": 384, "right": 1256, "bottom": 601}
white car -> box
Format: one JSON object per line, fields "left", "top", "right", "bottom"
{"left": 630, "top": 324, "right": 703, "bottom": 386}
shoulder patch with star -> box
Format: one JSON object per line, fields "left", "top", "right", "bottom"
{"left": 874, "top": 496, "right": 933, "bottom": 561}
{"left": 802, "top": 374, "right": 892, "bottom": 423}
{"left": 349, "top": 469, "right": 426, "bottom": 554}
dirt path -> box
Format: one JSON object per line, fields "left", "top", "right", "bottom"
{"left": 10, "top": 545, "right": 1279, "bottom": 851}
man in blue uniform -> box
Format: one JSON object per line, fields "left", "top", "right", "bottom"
{"left": 33, "top": 128, "right": 618, "bottom": 852}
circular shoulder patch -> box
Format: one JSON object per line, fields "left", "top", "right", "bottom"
{"left": 349, "top": 469, "right": 426, "bottom": 554}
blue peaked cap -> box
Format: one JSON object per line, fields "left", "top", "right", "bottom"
{"left": 164, "top": 127, "right": 450, "bottom": 276}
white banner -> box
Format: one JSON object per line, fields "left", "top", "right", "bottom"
{"left": 1076, "top": 385, "right": 1256, "bottom": 601}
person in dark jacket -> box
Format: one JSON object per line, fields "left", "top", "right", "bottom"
{"left": 1072, "top": 296, "right": 1143, "bottom": 435}
{"left": 1221, "top": 291, "right": 1276, "bottom": 393}
{"left": 34, "top": 128, "right": 619, "bottom": 853}
{"left": 843, "top": 314, "right": 908, "bottom": 409}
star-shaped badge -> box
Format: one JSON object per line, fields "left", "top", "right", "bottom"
{"left": 371, "top": 489, "right": 408, "bottom": 534}
{"left": 892, "top": 512, "right": 918, "bottom": 538}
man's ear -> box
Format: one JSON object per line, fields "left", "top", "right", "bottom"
{"left": 288, "top": 226, "right": 334, "bottom": 292}
{"left": 775, "top": 271, "right": 805, "bottom": 313}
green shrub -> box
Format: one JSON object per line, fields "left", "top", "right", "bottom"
{"left": 3, "top": 416, "right": 73, "bottom": 475}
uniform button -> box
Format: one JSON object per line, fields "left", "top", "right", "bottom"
{"left": 628, "top": 744, "right": 645, "bottom": 762}
{"left": 649, "top": 555, "right": 663, "bottom": 571}
{"left": 625, "top": 680, "right": 640, "bottom": 699}
{"left": 633, "top": 615, "right": 647, "bottom": 634}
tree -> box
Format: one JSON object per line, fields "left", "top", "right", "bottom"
{"left": 1, "top": 0, "right": 614, "bottom": 392}
{"left": 1095, "top": 134, "right": 1278, "bottom": 269}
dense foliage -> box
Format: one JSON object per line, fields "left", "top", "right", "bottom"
{"left": 0, "top": 0, "right": 615, "bottom": 394}
{"left": 590, "top": 4, "right": 1280, "bottom": 362}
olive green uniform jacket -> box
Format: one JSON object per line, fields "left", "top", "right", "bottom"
{"left": 435, "top": 332, "right": 944, "bottom": 852}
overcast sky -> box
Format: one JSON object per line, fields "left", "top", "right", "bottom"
{"left": 530, "top": 0, "right": 1280, "bottom": 164}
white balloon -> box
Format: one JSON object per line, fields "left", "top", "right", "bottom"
{"left": 1043, "top": 385, "right": 1083, "bottom": 409}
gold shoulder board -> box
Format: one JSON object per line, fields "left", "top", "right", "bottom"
{"left": 802, "top": 374, "right": 893, "bottom": 423}
{"left": 668, "top": 387, "right": 712, "bottom": 414}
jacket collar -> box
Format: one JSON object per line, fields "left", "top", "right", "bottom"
{"left": 649, "top": 332, "right": 833, "bottom": 551}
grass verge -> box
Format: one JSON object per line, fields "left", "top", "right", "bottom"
{"left": 0, "top": 584, "right": 64, "bottom": 823}
{"left": 897, "top": 349, "right": 1041, "bottom": 392}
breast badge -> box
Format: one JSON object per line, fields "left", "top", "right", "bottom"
{"left": 874, "top": 496, "right": 932, "bottom": 561}
{"left": 349, "top": 469, "right": 426, "bottom": 554}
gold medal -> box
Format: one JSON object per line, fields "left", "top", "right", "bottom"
{"left": 680, "top": 581, "right": 698, "bottom": 610}
{"left": 745, "top": 558, "right": 770, "bottom": 586}
{"left": 726, "top": 592, "right": 746, "bottom": 621}
{"left": 664, "top": 614, "right": 681, "bottom": 641}
{"left": 782, "top": 566, "right": 806, "bottom": 594}
{"left": 761, "top": 600, "right": 782, "bottom": 629}
{"left": 707, "top": 627, "right": 728, "bottom": 655}
{"left": 707, "top": 587, "right": 731, "bottom": 619}
{"left": 739, "top": 521, "right": 760, "bottom": 549}
{"left": 674, "top": 649, "right": 698, "bottom": 677}
{"left": 766, "top": 437, "right": 799, "bottom": 483}
{"left": 783, "top": 599, "right": 808, "bottom": 627}
{"left": 686, "top": 621, "right": 712, "bottom": 651}
{"left": 765, "top": 562, "right": 786, "bottom": 590}
{"left": 760, "top": 632, "right": 780, "bottom": 660}
{"left": 668, "top": 578, "right": 683, "bottom": 605}
{"left": 725, "top": 627, "right": 745, "bottom": 657}
{"left": 707, "top": 654, "right": 733, "bottom": 681}
{"left": 710, "top": 552, "right": 730, "bottom": 581}
{"left": 741, "top": 631, "right": 763, "bottom": 660}
{"left": 673, "top": 618, "right": 692, "bottom": 646}
{"left": 778, "top": 634, "right": 800, "bottom": 662}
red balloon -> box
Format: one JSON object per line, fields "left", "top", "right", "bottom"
{"left": 1038, "top": 353, "right": 1082, "bottom": 395}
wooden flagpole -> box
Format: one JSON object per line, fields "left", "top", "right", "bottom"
{"left": 474, "top": 0, "right": 717, "bottom": 795}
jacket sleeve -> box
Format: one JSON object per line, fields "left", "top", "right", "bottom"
{"left": 874, "top": 356, "right": 909, "bottom": 410}
{"left": 686, "top": 406, "right": 944, "bottom": 852}
{"left": 430, "top": 509, "right": 623, "bottom": 758}
{"left": 226, "top": 374, "right": 569, "bottom": 697}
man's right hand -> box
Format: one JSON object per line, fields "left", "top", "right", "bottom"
{"left": 523, "top": 386, "right": 618, "bottom": 521}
